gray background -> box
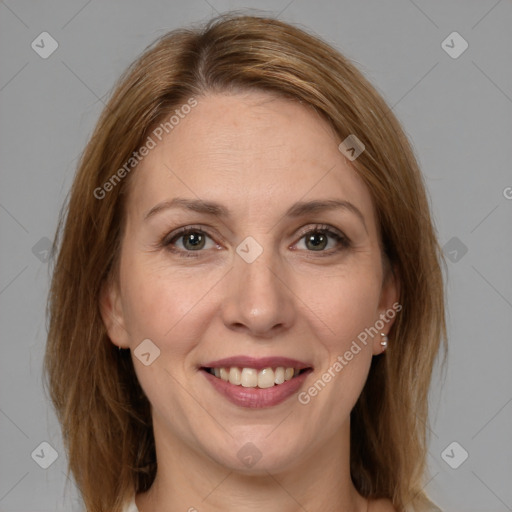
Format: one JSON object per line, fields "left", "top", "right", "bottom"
{"left": 1, "top": 1, "right": 511, "bottom": 511}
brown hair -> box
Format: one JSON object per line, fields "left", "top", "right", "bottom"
{"left": 44, "top": 13, "right": 446, "bottom": 512}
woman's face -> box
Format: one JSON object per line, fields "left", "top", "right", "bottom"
{"left": 102, "top": 91, "right": 398, "bottom": 473}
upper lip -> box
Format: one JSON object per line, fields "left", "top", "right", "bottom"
{"left": 202, "top": 356, "right": 313, "bottom": 371}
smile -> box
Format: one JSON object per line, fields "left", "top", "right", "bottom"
{"left": 203, "top": 366, "right": 309, "bottom": 388}
{"left": 200, "top": 356, "right": 313, "bottom": 408}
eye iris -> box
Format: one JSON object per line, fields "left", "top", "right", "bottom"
{"left": 306, "top": 232, "right": 327, "bottom": 251}
{"left": 183, "top": 232, "right": 205, "bottom": 250}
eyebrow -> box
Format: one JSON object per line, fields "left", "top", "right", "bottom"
{"left": 144, "top": 198, "right": 229, "bottom": 220}
{"left": 144, "top": 197, "right": 367, "bottom": 231}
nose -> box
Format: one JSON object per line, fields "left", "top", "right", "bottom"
{"left": 221, "top": 247, "right": 296, "bottom": 339}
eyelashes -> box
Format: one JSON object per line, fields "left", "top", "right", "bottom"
{"left": 162, "top": 226, "right": 218, "bottom": 256}
{"left": 160, "top": 224, "right": 351, "bottom": 259}
{"left": 294, "top": 225, "right": 351, "bottom": 253}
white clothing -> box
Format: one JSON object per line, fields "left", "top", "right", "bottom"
{"left": 123, "top": 497, "right": 139, "bottom": 512}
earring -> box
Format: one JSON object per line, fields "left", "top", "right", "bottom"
{"left": 380, "top": 333, "right": 388, "bottom": 349}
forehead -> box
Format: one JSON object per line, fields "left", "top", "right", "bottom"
{"left": 126, "top": 91, "right": 376, "bottom": 225}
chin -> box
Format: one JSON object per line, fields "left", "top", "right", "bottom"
{"left": 203, "top": 434, "right": 306, "bottom": 476}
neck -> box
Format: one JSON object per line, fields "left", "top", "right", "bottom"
{"left": 136, "top": 415, "right": 367, "bottom": 512}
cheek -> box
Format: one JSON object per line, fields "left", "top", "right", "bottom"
{"left": 291, "top": 270, "right": 382, "bottom": 438}
{"left": 118, "top": 258, "right": 215, "bottom": 415}
{"left": 119, "top": 251, "right": 222, "bottom": 352}
{"left": 297, "top": 263, "right": 382, "bottom": 349}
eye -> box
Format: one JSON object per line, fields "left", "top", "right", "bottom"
{"left": 160, "top": 224, "right": 350, "bottom": 258}
{"left": 294, "top": 225, "right": 350, "bottom": 253}
{"left": 163, "top": 227, "right": 218, "bottom": 255}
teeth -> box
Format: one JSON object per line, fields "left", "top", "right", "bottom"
{"left": 228, "top": 367, "right": 241, "bottom": 385}
{"left": 274, "top": 367, "right": 285, "bottom": 385}
{"left": 241, "top": 368, "right": 258, "bottom": 387}
{"left": 258, "top": 368, "right": 275, "bottom": 389}
{"left": 209, "top": 366, "right": 304, "bottom": 388}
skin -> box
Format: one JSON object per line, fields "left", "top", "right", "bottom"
{"left": 101, "top": 91, "right": 399, "bottom": 512}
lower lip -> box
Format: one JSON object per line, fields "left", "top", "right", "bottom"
{"left": 201, "top": 369, "right": 311, "bottom": 408}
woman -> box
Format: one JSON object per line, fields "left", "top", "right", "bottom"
{"left": 44, "top": 13, "right": 446, "bottom": 512}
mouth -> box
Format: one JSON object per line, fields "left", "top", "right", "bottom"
{"left": 201, "top": 366, "right": 311, "bottom": 389}
{"left": 201, "top": 366, "right": 313, "bottom": 408}
{"left": 199, "top": 356, "right": 313, "bottom": 408}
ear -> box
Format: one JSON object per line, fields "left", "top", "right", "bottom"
{"left": 99, "top": 278, "right": 130, "bottom": 348}
{"left": 372, "top": 264, "right": 401, "bottom": 355}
